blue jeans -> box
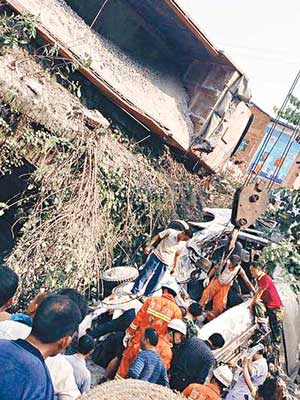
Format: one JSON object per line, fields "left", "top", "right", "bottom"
{"left": 132, "top": 253, "right": 167, "bottom": 296}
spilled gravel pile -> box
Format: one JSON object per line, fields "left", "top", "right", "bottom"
{"left": 20, "top": 0, "right": 194, "bottom": 149}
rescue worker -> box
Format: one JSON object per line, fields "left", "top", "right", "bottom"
{"left": 249, "top": 261, "right": 283, "bottom": 350}
{"left": 131, "top": 226, "right": 192, "bottom": 296}
{"left": 200, "top": 255, "right": 255, "bottom": 321}
{"left": 115, "top": 319, "right": 186, "bottom": 380}
{"left": 169, "top": 333, "right": 225, "bottom": 391}
{"left": 123, "top": 282, "right": 182, "bottom": 347}
{"left": 183, "top": 365, "right": 233, "bottom": 400}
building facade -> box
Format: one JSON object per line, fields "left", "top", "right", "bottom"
{"left": 234, "top": 104, "right": 300, "bottom": 189}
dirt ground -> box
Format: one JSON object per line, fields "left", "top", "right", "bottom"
{"left": 19, "top": 0, "right": 194, "bottom": 150}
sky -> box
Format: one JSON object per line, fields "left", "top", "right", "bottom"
{"left": 178, "top": 0, "right": 300, "bottom": 116}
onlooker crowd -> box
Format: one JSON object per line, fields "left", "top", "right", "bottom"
{"left": 0, "top": 222, "right": 283, "bottom": 400}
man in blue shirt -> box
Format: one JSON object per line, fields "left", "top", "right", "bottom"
{"left": 0, "top": 294, "right": 82, "bottom": 400}
{"left": 169, "top": 333, "right": 225, "bottom": 391}
{"left": 128, "top": 328, "right": 169, "bottom": 387}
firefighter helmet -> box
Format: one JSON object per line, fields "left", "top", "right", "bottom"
{"left": 167, "top": 319, "right": 187, "bottom": 336}
{"left": 213, "top": 365, "right": 233, "bottom": 388}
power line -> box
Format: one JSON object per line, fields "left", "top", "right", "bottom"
{"left": 90, "top": 0, "right": 110, "bottom": 29}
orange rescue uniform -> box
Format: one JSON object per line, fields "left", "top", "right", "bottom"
{"left": 126, "top": 293, "right": 182, "bottom": 345}
{"left": 183, "top": 383, "right": 221, "bottom": 400}
{"left": 200, "top": 277, "right": 231, "bottom": 321}
{"left": 116, "top": 335, "right": 172, "bottom": 379}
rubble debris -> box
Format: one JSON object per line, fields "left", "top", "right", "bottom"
{"left": 79, "top": 379, "right": 184, "bottom": 400}
{"left": 281, "top": 372, "right": 300, "bottom": 400}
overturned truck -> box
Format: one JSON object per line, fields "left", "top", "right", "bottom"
{"left": 6, "top": 0, "right": 252, "bottom": 173}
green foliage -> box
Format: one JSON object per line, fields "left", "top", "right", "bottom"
{"left": 269, "top": 190, "right": 300, "bottom": 243}
{"left": 39, "top": 45, "right": 83, "bottom": 98}
{"left": 274, "top": 95, "right": 300, "bottom": 128}
{"left": 0, "top": 116, "right": 13, "bottom": 136}
{"left": 0, "top": 13, "right": 36, "bottom": 48}
{"left": 0, "top": 140, "right": 24, "bottom": 175}
{"left": 262, "top": 189, "right": 300, "bottom": 291}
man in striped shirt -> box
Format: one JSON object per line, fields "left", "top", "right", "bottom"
{"left": 128, "top": 328, "right": 169, "bottom": 387}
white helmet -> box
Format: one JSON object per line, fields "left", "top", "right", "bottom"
{"left": 168, "top": 319, "right": 187, "bottom": 336}
{"left": 161, "top": 280, "right": 179, "bottom": 296}
{"left": 213, "top": 365, "right": 233, "bottom": 388}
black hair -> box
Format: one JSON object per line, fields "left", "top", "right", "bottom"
{"left": 213, "top": 376, "right": 227, "bottom": 391}
{"left": 209, "top": 333, "right": 225, "bottom": 349}
{"left": 78, "top": 334, "right": 95, "bottom": 355}
{"left": 183, "top": 228, "right": 193, "bottom": 239}
{"left": 57, "top": 288, "right": 88, "bottom": 322}
{"left": 230, "top": 254, "right": 241, "bottom": 265}
{"left": 257, "top": 378, "right": 277, "bottom": 400}
{"left": 251, "top": 261, "right": 263, "bottom": 269}
{"left": 0, "top": 266, "right": 19, "bottom": 308}
{"left": 144, "top": 328, "right": 158, "bottom": 346}
{"left": 31, "top": 294, "right": 82, "bottom": 343}
{"left": 188, "top": 302, "right": 202, "bottom": 317}
{"left": 161, "top": 286, "right": 177, "bottom": 298}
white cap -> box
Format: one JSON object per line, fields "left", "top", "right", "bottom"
{"left": 161, "top": 280, "right": 179, "bottom": 296}
{"left": 168, "top": 319, "right": 187, "bottom": 336}
{"left": 213, "top": 365, "right": 233, "bottom": 388}
{"left": 174, "top": 220, "right": 190, "bottom": 230}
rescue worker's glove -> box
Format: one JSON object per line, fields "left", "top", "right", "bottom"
{"left": 203, "top": 278, "right": 210, "bottom": 288}
{"left": 122, "top": 333, "right": 133, "bottom": 348}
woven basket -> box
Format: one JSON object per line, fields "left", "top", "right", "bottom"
{"left": 102, "top": 267, "right": 138, "bottom": 283}
{"left": 79, "top": 379, "right": 185, "bottom": 400}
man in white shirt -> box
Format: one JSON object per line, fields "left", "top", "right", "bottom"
{"left": 226, "top": 347, "right": 268, "bottom": 400}
{"left": 131, "top": 227, "right": 192, "bottom": 297}
{"left": 66, "top": 335, "right": 95, "bottom": 394}
{"left": 46, "top": 354, "right": 81, "bottom": 400}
